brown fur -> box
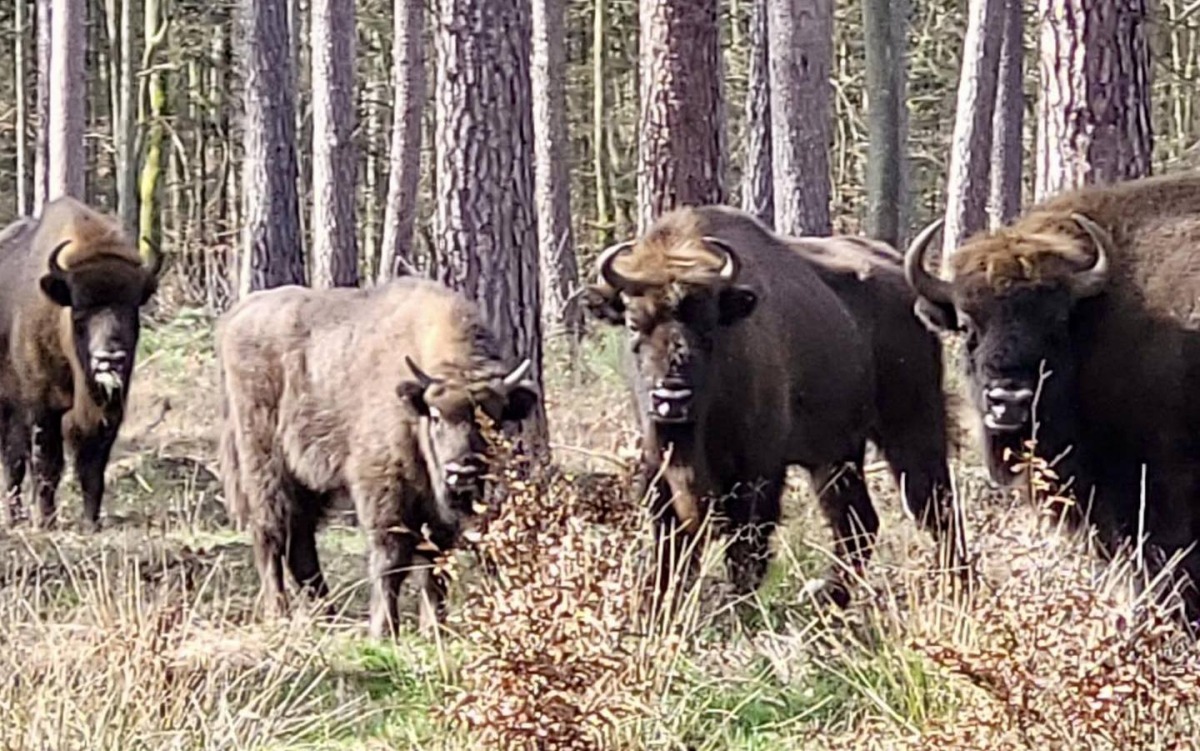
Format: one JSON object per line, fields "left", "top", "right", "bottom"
{"left": 218, "top": 276, "right": 535, "bottom": 637}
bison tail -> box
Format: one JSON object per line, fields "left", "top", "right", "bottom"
{"left": 217, "top": 377, "right": 251, "bottom": 531}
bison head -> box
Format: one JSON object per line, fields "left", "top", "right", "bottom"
{"left": 397, "top": 356, "right": 538, "bottom": 519}
{"left": 584, "top": 234, "right": 757, "bottom": 427}
{"left": 905, "top": 213, "right": 1113, "bottom": 480}
{"left": 40, "top": 240, "right": 165, "bottom": 407}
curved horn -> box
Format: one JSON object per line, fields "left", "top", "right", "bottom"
{"left": 141, "top": 236, "right": 166, "bottom": 278}
{"left": 501, "top": 358, "right": 533, "bottom": 388}
{"left": 701, "top": 236, "right": 741, "bottom": 283}
{"left": 47, "top": 240, "right": 71, "bottom": 278}
{"left": 903, "top": 218, "right": 953, "bottom": 305}
{"left": 1068, "top": 213, "right": 1112, "bottom": 299}
{"left": 404, "top": 356, "right": 440, "bottom": 388}
{"left": 595, "top": 239, "right": 642, "bottom": 293}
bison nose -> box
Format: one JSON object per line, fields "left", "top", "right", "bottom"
{"left": 649, "top": 377, "right": 694, "bottom": 423}
{"left": 91, "top": 349, "right": 128, "bottom": 373}
{"left": 983, "top": 382, "right": 1034, "bottom": 432}
{"left": 444, "top": 459, "right": 485, "bottom": 488}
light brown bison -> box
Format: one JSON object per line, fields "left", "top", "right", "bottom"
{"left": 0, "top": 197, "right": 163, "bottom": 528}
{"left": 905, "top": 172, "right": 1200, "bottom": 621}
{"left": 217, "top": 277, "right": 538, "bottom": 637}
{"left": 585, "top": 205, "right": 959, "bottom": 605}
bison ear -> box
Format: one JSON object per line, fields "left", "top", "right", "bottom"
{"left": 397, "top": 381, "right": 430, "bottom": 416}
{"left": 582, "top": 284, "right": 626, "bottom": 325}
{"left": 718, "top": 286, "right": 757, "bottom": 325}
{"left": 913, "top": 297, "right": 960, "bottom": 333}
{"left": 39, "top": 274, "right": 72, "bottom": 307}
{"left": 500, "top": 385, "right": 539, "bottom": 423}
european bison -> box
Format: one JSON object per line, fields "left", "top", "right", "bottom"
{"left": 217, "top": 277, "right": 538, "bottom": 637}
{"left": 905, "top": 172, "right": 1200, "bottom": 619}
{"left": 0, "top": 197, "right": 163, "bottom": 528}
{"left": 585, "top": 205, "right": 959, "bottom": 605}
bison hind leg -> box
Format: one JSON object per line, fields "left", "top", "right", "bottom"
{"left": 0, "top": 403, "right": 30, "bottom": 525}
{"left": 285, "top": 485, "right": 332, "bottom": 614}
{"left": 30, "top": 410, "right": 65, "bottom": 530}
{"left": 808, "top": 458, "right": 879, "bottom": 609}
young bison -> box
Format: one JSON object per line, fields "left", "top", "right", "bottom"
{"left": 0, "top": 197, "right": 163, "bottom": 528}
{"left": 217, "top": 277, "right": 538, "bottom": 637}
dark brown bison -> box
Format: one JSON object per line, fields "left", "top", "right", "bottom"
{"left": 217, "top": 277, "right": 538, "bottom": 637}
{"left": 0, "top": 198, "right": 163, "bottom": 528}
{"left": 905, "top": 172, "right": 1200, "bottom": 620}
{"left": 585, "top": 205, "right": 959, "bottom": 605}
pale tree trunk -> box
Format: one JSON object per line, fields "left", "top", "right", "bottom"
{"left": 240, "top": 0, "right": 305, "bottom": 293}
{"left": 941, "top": 0, "right": 1003, "bottom": 254}
{"left": 434, "top": 0, "right": 546, "bottom": 438}
{"left": 592, "top": 0, "right": 614, "bottom": 247}
{"left": 34, "top": 0, "right": 50, "bottom": 212}
{"left": 15, "top": 0, "right": 30, "bottom": 215}
{"left": 862, "top": 0, "right": 906, "bottom": 246}
{"left": 989, "top": 0, "right": 1024, "bottom": 227}
{"left": 1036, "top": 0, "right": 1152, "bottom": 199}
{"left": 767, "top": 0, "right": 832, "bottom": 237}
{"left": 742, "top": 0, "right": 773, "bottom": 226}
{"left": 379, "top": 0, "right": 425, "bottom": 280}
{"left": 105, "top": 0, "right": 137, "bottom": 230}
{"left": 310, "top": 0, "right": 359, "bottom": 288}
{"left": 532, "top": 0, "right": 582, "bottom": 340}
{"left": 47, "top": 0, "right": 85, "bottom": 201}
{"left": 638, "top": 0, "right": 726, "bottom": 233}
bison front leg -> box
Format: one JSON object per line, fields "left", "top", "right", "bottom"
{"left": 809, "top": 459, "right": 879, "bottom": 609}
{"left": 0, "top": 403, "right": 30, "bottom": 526}
{"left": 72, "top": 422, "right": 120, "bottom": 530}
{"left": 30, "top": 410, "right": 65, "bottom": 529}
{"left": 723, "top": 472, "right": 785, "bottom": 596}
{"left": 412, "top": 553, "right": 449, "bottom": 637}
{"left": 366, "top": 529, "right": 417, "bottom": 638}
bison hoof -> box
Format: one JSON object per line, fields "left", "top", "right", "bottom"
{"left": 801, "top": 576, "right": 852, "bottom": 610}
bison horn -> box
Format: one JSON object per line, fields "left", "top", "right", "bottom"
{"left": 596, "top": 239, "right": 644, "bottom": 294}
{"left": 1069, "top": 213, "right": 1112, "bottom": 298}
{"left": 501, "top": 358, "right": 533, "bottom": 388}
{"left": 141, "top": 236, "right": 167, "bottom": 278}
{"left": 405, "top": 356, "right": 441, "bottom": 388}
{"left": 47, "top": 240, "right": 71, "bottom": 278}
{"left": 702, "top": 236, "right": 741, "bottom": 283}
{"left": 904, "top": 218, "right": 953, "bottom": 305}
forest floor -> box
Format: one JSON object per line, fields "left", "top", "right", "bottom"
{"left": 1, "top": 302, "right": 1199, "bottom": 750}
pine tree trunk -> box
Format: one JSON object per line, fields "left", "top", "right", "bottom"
{"left": 862, "top": 0, "right": 905, "bottom": 246}
{"left": 434, "top": 0, "right": 546, "bottom": 438}
{"left": 532, "top": 0, "right": 582, "bottom": 340}
{"left": 34, "top": 0, "right": 50, "bottom": 211}
{"left": 767, "top": 0, "right": 831, "bottom": 237}
{"left": 741, "top": 0, "right": 773, "bottom": 226}
{"left": 379, "top": 0, "right": 425, "bottom": 280}
{"left": 310, "top": 0, "right": 359, "bottom": 288}
{"left": 47, "top": 0, "right": 85, "bottom": 201}
{"left": 240, "top": 0, "right": 304, "bottom": 293}
{"left": 15, "top": 0, "right": 30, "bottom": 216}
{"left": 941, "top": 0, "right": 1003, "bottom": 253}
{"left": 988, "top": 0, "right": 1024, "bottom": 228}
{"left": 638, "top": 0, "right": 726, "bottom": 233}
{"left": 105, "top": 0, "right": 137, "bottom": 230}
{"left": 592, "top": 0, "right": 614, "bottom": 247}
{"left": 138, "top": 0, "right": 168, "bottom": 262}
{"left": 1036, "top": 0, "right": 1152, "bottom": 199}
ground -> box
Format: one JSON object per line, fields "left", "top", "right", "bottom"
{"left": 0, "top": 302, "right": 1197, "bottom": 750}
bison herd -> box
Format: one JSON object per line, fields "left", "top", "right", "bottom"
{"left": 3, "top": 174, "right": 1200, "bottom": 635}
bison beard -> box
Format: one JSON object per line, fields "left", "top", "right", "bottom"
{"left": 588, "top": 205, "right": 962, "bottom": 610}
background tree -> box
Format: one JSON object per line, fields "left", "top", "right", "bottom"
{"left": 941, "top": 0, "right": 1003, "bottom": 253}
{"left": 741, "top": 0, "right": 773, "bottom": 226}
{"left": 47, "top": 0, "right": 85, "bottom": 200}
{"left": 861, "top": 0, "right": 906, "bottom": 246}
{"left": 34, "top": 0, "right": 51, "bottom": 211}
{"left": 138, "top": 0, "right": 168, "bottom": 261}
{"left": 767, "top": 0, "right": 832, "bottom": 237}
{"left": 105, "top": 0, "right": 137, "bottom": 229}
{"left": 378, "top": 0, "right": 425, "bottom": 280}
{"left": 638, "top": 0, "right": 726, "bottom": 232}
{"left": 310, "top": 0, "right": 359, "bottom": 288}
{"left": 1036, "top": 0, "right": 1153, "bottom": 198}
{"left": 434, "top": 0, "right": 546, "bottom": 438}
{"left": 239, "top": 0, "right": 304, "bottom": 293}
{"left": 988, "top": 0, "right": 1024, "bottom": 228}
{"left": 532, "top": 0, "right": 582, "bottom": 341}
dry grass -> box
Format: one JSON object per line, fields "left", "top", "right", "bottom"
{"left": 1, "top": 315, "right": 1199, "bottom": 749}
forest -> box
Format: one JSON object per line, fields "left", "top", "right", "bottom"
{"left": 1, "top": 0, "right": 1200, "bottom": 748}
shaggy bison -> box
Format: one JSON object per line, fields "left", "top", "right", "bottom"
{"left": 217, "top": 277, "right": 538, "bottom": 637}
{"left": 0, "top": 197, "right": 163, "bottom": 528}
{"left": 905, "top": 172, "right": 1200, "bottom": 619}
{"left": 585, "top": 205, "right": 959, "bottom": 604}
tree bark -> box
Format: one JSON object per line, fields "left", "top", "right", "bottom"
{"left": 1036, "top": 0, "right": 1153, "bottom": 199}
{"left": 105, "top": 0, "right": 137, "bottom": 230}
{"left": 310, "top": 0, "right": 359, "bottom": 288}
{"left": 34, "top": 0, "right": 51, "bottom": 211}
{"left": 138, "top": 0, "right": 168, "bottom": 262}
{"left": 742, "top": 0, "right": 773, "bottom": 226}
{"left": 47, "top": 0, "right": 85, "bottom": 201}
{"left": 638, "top": 0, "right": 726, "bottom": 233}
{"left": 767, "top": 0, "right": 832, "bottom": 237}
{"left": 239, "top": 0, "right": 305, "bottom": 293}
{"left": 379, "top": 0, "right": 426, "bottom": 280}
{"left": 862, "top": 0, "right": 905, "bottom": 246}
{"left": 941, "top": 0, "right": 1003, "bottom": 254}
{"left": 592, "top": 0, "right": 614, "bottom": 247}
{"left": 532, "top": 0, "right": 582, "bottom": 340}
{"left": 15, "top": 0, "right": 30, "bottom": 216}
{"left": 989, "top": 0, "right": 1024, "bottom": 228}
{"left": 434, "top": 0, "right": 546, "bottom": 438}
